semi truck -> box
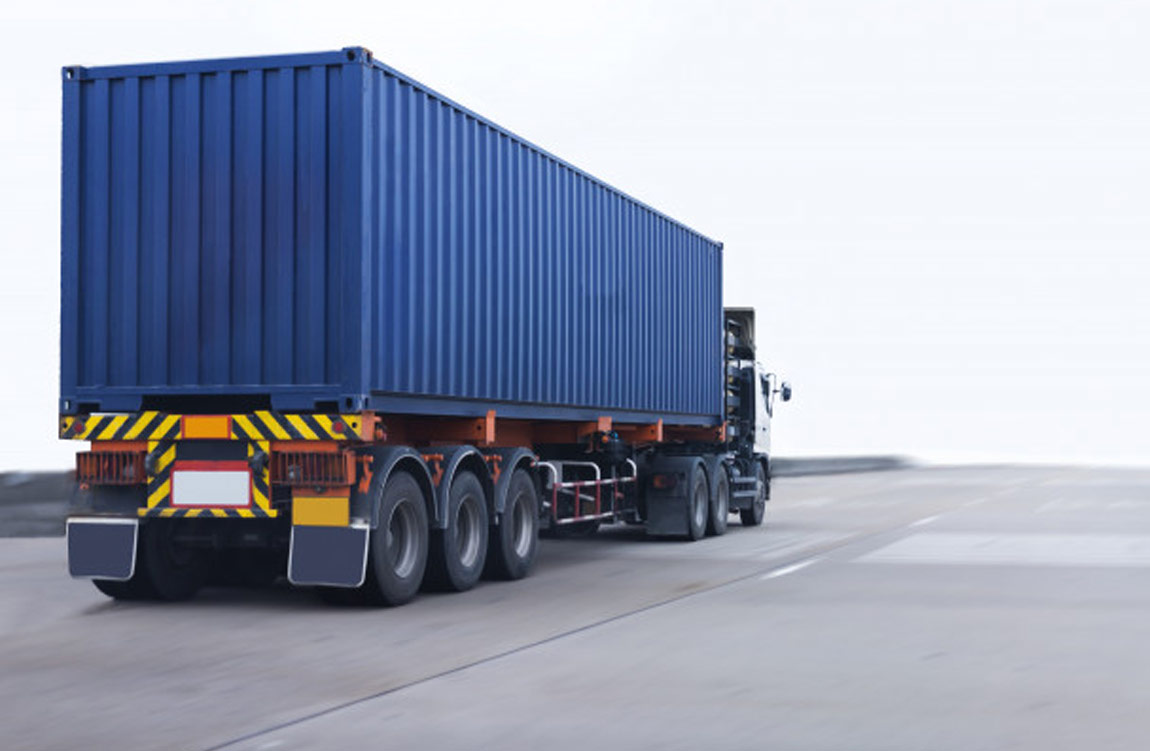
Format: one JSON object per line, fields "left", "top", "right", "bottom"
{"left": 61, "top": 47, "right": 791, "bottom": 605}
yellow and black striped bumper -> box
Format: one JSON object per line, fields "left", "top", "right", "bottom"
{"left": 60, "top": 411, "right": 363, "bottom": 442}
{"left": 63, "top": 411, "right": 363, "bottom": 520}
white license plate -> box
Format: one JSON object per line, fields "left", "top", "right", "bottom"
{"left": 171, "top": 467, "right": 251, "bottom": 507}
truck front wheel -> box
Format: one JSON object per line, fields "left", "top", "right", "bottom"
{"left": 740, "top": 462, "right": 768, "bottom": 527}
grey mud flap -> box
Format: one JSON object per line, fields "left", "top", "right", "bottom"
{"left": 288, "top": 523, "right": 370, "bottom": 587}
{"left": 643, "top": 456, "right": 702, "bottom": 538}
{"left": 67, "top": 518, "right": 138, "bottom": 580}
{"left": 644, "top": 493, "right": 690, "bottom": 537}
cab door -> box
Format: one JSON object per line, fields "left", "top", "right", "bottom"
{"left": 753, "top": 363, "right": 772, "bottom": 455}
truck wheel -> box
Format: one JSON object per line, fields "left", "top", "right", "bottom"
{"left": 425, "top": 471, "right": 489, "bottom": 592}
{"left": 210, "top": 550, "right": 284, "bottom": 588}
{"left": 485, "top": 469, "right": 539, "bottom": 580}
{"left": 362, "top": 471, "right": 429, "bottom": 606}
{"left": 686, "top": 463, "right": 708, "bottom": 541}
{"left": 93, "top": 576, "right": 156, "bottom": 601}
{"left": 93, "top": 521, "right": 209, "bottom": 601}
{"left": 315, "top": 586, "right": 364, "bottom": 606}
{"left": 707, "top": 466, "right": 730, "bottom": 536}
{"left": 91, "top": 526, "right": 160, "bottom": 600}
{"left": 132, "top": 520, "right": 210, "bottom": 601}
{"left": 740, "top": 463, "right": 768, "bottom": 527}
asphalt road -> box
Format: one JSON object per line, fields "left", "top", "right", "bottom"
{"left": 2, "top": 465, "right": 1148, "bottom": 750}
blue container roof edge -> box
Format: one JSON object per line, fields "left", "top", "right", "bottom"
{"left": 63, "top": 45, "right": 723, "bottom": 253}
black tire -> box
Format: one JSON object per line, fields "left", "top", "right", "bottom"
{"left": 93, "top": 520, "right": 210, "bottom": 602}
{"left": 361, "top": 471, "right": 429, "bottom": 606}
{"left": 93, "top": 576, "right": 156, "bottom": 601}
{"left": 425, "top": 471, "right": 489, "bottom": 592}
{"left": 210, "top": 549, "right": 284, "bottom": 588}
{"left": 740, "top": 462, "right": 768, "bottom": 527}
{"left": 485, "top": 469, "right": 539, "bottom": 580}
{"left": 707, "top": 465, "right": 730, "bottom": 537}
{"left": 315, "top": 586, "right": 366, "bottom": 606}
{"left": 686, "top": 462, "right": 708, "bottom": 541}
{"left": 141, "top": 520, "right": 211, "bottom": 600}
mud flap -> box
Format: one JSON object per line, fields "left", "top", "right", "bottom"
{"left": 287, "top": 523, "right": 369, "bottom": 588}
{"left": 67, "top": 518, "right": 138, "bottom": 580}
{"left": 644, "top": 492, "right": 690, "bottom": 537}
{"left": 643, "top": 455, "right": 701, "bottom": 538}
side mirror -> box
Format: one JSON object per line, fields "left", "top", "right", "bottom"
{"left": 780, "top": 382, "right": 792, "bottom": 402}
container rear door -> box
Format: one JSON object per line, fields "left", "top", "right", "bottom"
{"left": 61, "top": 55, "right": 359, "bottom": 413}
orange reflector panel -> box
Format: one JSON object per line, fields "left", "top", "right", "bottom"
{"left": 182, "top": 415, "right": 232, "bottom": 440}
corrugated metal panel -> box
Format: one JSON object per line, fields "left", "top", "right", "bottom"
{"left": 62, "top": 52, "right": 355, "bottom": 412}
{"left": 60, "top": 48, "right": 723, "bottom": 425}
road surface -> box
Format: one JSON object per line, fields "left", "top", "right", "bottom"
{"left": 1, "top": 465, "right": 1148, "bottom": 750}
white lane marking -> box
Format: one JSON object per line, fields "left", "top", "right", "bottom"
{"left": 761, "top": 557, "right": 822, "bottom": 580}
{"left": 756, "top": 533, "right": 849, "bottom": 559}
{"left": 1109, "top": 500, "right": 1148, "bottom": 509}
{"left": 907, "top": 514, "right": 941, "bottom": 528}
{"left": 1036, "top": 498, "right": 1148, "bottom": 513}
{"left": 860, "top": 533, "right": 1150, "bottom": 567}
{"left": 792, "top": 496, "right": 837, "bottom": 507}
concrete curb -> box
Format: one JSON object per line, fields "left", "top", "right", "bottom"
{"left": 772, "top": 456, "right": 914, "bottom": 477}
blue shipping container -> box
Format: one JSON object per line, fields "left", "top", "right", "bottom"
{"left": 60, "top": 47, "right": 723, "bottom": 426}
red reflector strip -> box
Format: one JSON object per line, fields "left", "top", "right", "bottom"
{"left": 76, "top": 451, "right": 145, "bottom": 485}
{"left": 271, "top": 451, "right": 354, "bottom": 486}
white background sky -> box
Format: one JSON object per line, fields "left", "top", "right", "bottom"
{"left": 1, "top": 0, "right": 1147, "bottom": 470}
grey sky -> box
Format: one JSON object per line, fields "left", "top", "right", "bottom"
{"left": 1, "top": 0, "right": 1147, "bottom": 469}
